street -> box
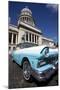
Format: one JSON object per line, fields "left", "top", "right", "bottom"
{"left": 9, "top": 55, "right": 58, "bottom": 89}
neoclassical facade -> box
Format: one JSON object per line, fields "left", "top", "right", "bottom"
{"left": 9, "top": 7, "right": 54, "bottom": 51}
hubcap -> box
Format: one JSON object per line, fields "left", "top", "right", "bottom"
{"left": 23, "top": 61, "right": 31, "bottom": 80}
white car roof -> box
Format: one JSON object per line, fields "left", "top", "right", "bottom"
{"left": 15, "top": 45, "right": 48, "bottom": 54}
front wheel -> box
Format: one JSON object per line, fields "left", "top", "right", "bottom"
{"left": 23, "top": 60, "right": 31, "bottom": 81}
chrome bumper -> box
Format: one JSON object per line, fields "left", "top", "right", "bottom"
{"left": 31, "top": 68, "right": 55, "bottom": 82}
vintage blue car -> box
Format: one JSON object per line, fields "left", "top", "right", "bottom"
{"left": 11, "top": 45, "right": 58, "bottom": 81}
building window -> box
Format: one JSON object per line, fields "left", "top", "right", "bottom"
{"left": 35, "top": 35, "right": 36, "bottom": 43}
{"left": 29, "top": 33, "right": 31, "bottom": 42}
{"left": 22, "top": 34, "right": 25, "bottom": 41}
{"left": 9, "top": 32, "right": 12, "bottom": 44}
{"left": 23, "top": 17, "right": 24, "bottom": 21}
{"left": 13, "top": 34, "right": 16, "bottom": 44}
{"left": 13, "top": 47, "right": 15, "bottom": 50}
{"left": 26, "top": 32, "right": 28, "bottom": 41}
{"left": 27, "top": 17, "right": 28, "bottom": 22}
{"left": 9, "top": 46, "right": 11, "bottom": 50}
{"left": 25, "top": 17, "right": 26, "bottom": 21}
{"left": 20, "top": 17, "right": 22, "bottom": 21}
{"left": 21, "top": 17, "right": 22, "bottom": 21}
{"left": 32, "top": 34, "right": 34, "bottom": 42}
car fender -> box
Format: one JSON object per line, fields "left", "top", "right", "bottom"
{"left": 21, "top": 55, "right": 38, "bottom": 68}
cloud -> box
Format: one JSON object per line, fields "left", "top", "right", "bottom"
{"left": 46, "top": 4, "right": 58, "bottom": 13}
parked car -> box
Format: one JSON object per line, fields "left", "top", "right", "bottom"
{"left": 11, "top": 45, "right": 58, "bottom": 81}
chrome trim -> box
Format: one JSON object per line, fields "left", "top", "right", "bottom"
{"left": 31, "top": 68, "right": 55, "bottom": 81}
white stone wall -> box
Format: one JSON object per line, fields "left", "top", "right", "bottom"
{"left": 18, "top": 27, "right": 42, "bottom": 45}
{"left": 18, "top": 27, "right": 25, "bottom": 43}
{"left": 9, "top": 25, "right": 55, "bottom": 53}
{"left": 38, "top": 35, "right": 42, "bottom": 45}
{"left": 42, "top": 38, "right": 54, "bottom": 47}
{"left": 9, "top": 28, "right": 18, "bottom": 52}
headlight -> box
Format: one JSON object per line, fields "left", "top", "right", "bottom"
{"left": 37, "top": 60, "right": 46, "bottom": 67}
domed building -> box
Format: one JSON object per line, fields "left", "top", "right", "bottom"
{"left": 18, "top": 6, "right": 35, "bottom": 27}
{"left": 9, "top": 7, "right": 55, "bottom": 52}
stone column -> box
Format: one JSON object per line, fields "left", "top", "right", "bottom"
{"left": 37, "top": 36, "right": 38, "bottom": 44}
{"left": 28, "top": 32, "right": 29, "bottom": 42}
{"left": 34, "top": 34, "right": 35, "bottom": 43}
{"left": 24, "top": 32, "right": 26, "bottom": 42}
{"left": 31, "top": 33, "right": 32, "bottom": 43}
{"left": 38, "top": 35, "right": 42, "bottom": 45}
{"left": 16, "top": 35, "right": 17, "bottom": 44}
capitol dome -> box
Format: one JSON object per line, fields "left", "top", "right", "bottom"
{"left": 21, "top": 6, "right": 32, "bottom": 15}
{"left": 18, "top": 6, "right": 35, "bottom": 27}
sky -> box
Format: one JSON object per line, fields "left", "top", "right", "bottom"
{"left": 9, "top": 1, "right": 58, "bottom": 43}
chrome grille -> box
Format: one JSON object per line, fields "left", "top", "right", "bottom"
{"left": 47, "top": 55, "right": 58, "bottom": 64}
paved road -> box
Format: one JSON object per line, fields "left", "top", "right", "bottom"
{"left": 9, "top": 55, "right": 58, "bottom": 89}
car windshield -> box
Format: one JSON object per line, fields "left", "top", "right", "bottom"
{"left": 40, "top": 47, "right": 49, "bottom": 55}
{"left": 41, "top": 46, "right": 58, "bottom": 55}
